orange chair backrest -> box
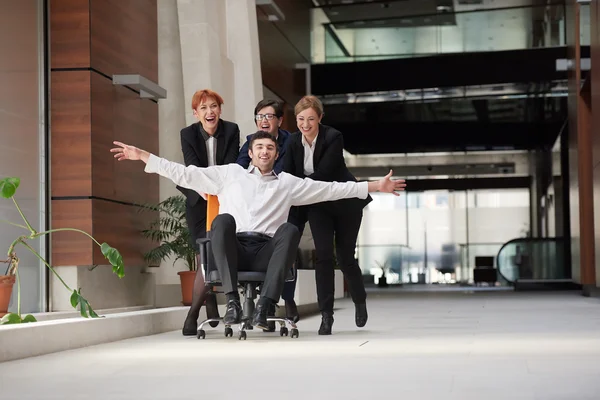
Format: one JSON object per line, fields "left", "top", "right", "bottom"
{"left": 206, "top": 195, "right": 220, "bottom": 232}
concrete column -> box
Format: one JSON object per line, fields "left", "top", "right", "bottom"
{"left": 177, "top": 0, "right": 235, "bottom": 125}
{"left": 225, "top": 0, "right": 263, "bottom": 137}
{"left": 154, "top": 0, "right": 188, "bottom": 300}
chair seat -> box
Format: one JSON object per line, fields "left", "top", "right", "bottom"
{"left": 207, "top": 269, "right": 267, "bottom": 283}
{"left": 207, "top": 268, "right": 295, "bottom": 284}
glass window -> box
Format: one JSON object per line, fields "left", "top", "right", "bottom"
{"left": 0, "top": 0, "right": 47, "bottom": 313}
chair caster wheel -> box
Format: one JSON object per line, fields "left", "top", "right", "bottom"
{"left": 197, "top": 329, "right": 205, "bottom": 339}
{"left": 290, "top": 328, "right": 299, "bottom": 338}
{"left": 280, "top": 327, "right": 288, "bottom": 337}
{"left": 224, "top": 327, "right": 233, "bottom": 337}
{"left": 238, "top": 331, "right": 247, "bottom": 340}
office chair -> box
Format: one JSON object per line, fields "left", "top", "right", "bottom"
{"left": 195, "top": 195, "right": 299, "bottom": 340}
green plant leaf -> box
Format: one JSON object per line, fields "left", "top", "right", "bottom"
{"left": 69, "top": 289, "right": 100, "bottom": 319}
{"left": 22, "top": 314, "right": 37, "bottom": 323}
{"left": 0, "top": 312, "right": 22, "bottom": 324}
{"left": 70, "top": 289, "right": 79, "bottom": 308}
{"left": 0, "top": 177, "right": 20, "bottom": 199}
{"left": 101, "top": 242, "right": 125, "bottom": 278}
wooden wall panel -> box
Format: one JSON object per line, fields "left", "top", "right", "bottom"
{"left": 50, "top": 0, "right": 159, "bottom": 268}
{"left": 91, "top": 200, "right": 156, "bottom": 266}
{"left": 51, "top": 199, "right": 156, "bottom": 267}
{"left": 50, "top": 0, "right": 91, "bottom": 69}
{"left": 50, "top": 71, "right": 92, "bottom": 197}
{"left": 90, "top": 0, "right": 158, "bottom": 81}
{"left": 90, "top": 73, "right": 159, "bottom": 205}
{"left": 567, "top": 0, "right": 596, "bottom": 290}
{"left": 51, "top": 200, "right": 93, "bottom": 266}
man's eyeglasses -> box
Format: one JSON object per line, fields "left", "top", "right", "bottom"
{"left": 255, "top": 113, "right": 278, "bottom": 121}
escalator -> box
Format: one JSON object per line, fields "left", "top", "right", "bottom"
{"left": 496, "top": 237, "right": 571, "bottom": 286}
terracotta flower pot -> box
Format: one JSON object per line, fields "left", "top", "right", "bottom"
{"left": 0, "top": 275, "right": 16, "bottom": 317}
{"left": 178, "top": 271, "right": 196, "bottom": 306}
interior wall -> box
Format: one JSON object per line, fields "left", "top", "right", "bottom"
{"left": 49, "top": 0, "right": 159, "bottom": 310}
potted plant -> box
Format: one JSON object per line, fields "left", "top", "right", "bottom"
{"left": 0, "top": 177, "right": 125, "bottom": 324}
{"left": 140, "top": 195, "right": 197, "bottom": 306}
{"left": 375, "top": 260, "right": 390, "bottom": 287}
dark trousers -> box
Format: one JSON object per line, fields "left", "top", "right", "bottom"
{"left": 211, "top": 214, "right": 301, "bottom": 302}
{"left": 308, "top": 206, "right": 367, "bottom": 314}
{"left": 281, "top": 206, "right": 308, "bottom": 301}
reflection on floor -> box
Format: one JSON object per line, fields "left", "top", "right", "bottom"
{"left": 366, "top": 283, "right": 513, "bottom": 292}
{"left": 1, "top": 288, "right": 599, "bottom": 400}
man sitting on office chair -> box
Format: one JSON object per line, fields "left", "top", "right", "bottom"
{"left": 110, "top": 132, "right": 407, "bottom": 329}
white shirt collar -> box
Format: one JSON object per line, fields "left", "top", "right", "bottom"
{"left": 301, "top": 133, "right": 318, "bottom": 148}
{"left": 247, "top": 164, "right": 278, "bottom": 178}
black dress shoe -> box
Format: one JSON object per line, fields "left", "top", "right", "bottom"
{"left": 223, "top": 300, "right": 242, "bottom": 325}
{"left": 285, "top": 299, "right": 300, "bottom": 323}
{"left": 263, "top": 303, "right": 276, "bottom": 332}
{"left": 182, "top": 318, "right": 197, "bottom": 336}
{"left": 355, "top": 302, "right": 368, "bottom": 328}
{"left": 205, "top": 293, "right": 220, "bottom": 328}
{"left": 318, "top": 312, "right": 334, "bottom": 335}
{"left": 252, "top": 302, "right": 270, "bottom": 330}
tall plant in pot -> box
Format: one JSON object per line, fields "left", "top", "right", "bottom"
{"left": 140, "top": 195, "right": 197, "bottom": 306}
{"left": 0, "top": 177, "right": 125, "bottom": 324}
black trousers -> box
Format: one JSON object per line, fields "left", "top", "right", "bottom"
{"left": 308, "top": 206, "right": 367, "bottom": 314}
{"left": 210, "top": 214, "right": 301, "bottom": 302}
{"left": 281, "top": 206, "right": 308, "bottom": 301}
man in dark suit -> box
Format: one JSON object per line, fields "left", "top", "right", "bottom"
{"left": 236, "top": 99, "right": 300, "bottom": 327}
{"left": 180, "top": 89, "right": 240, "bottom": 336}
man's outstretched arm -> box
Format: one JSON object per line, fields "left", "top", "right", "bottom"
{"left": 110, "top": 141, "right": 227, "bottom": 195}
{"left": 289, "top": 170, "right": 407, "bottom": 206}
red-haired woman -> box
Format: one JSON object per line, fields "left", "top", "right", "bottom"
{"left": 179, "top": 89, "right": 240, "bottom": 336}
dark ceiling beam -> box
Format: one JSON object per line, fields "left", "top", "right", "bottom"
{"left": 313, "top": 0, "right": 410, "bottom": 8}
{"left": 327, "top": 121, "right": 564, "bottom": 153}
{"left": 311, "top": 46, "right": 590, "bottom": 95}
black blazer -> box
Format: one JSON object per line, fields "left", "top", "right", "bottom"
{"left": 283, "top": 124, "right": 372, "bottom": 213}
{"left": 176, "top": 119, "right": 240, "bottom": 206}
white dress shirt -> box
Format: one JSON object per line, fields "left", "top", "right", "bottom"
{"left": 301, "top": 134, "right": 317, "bottom": 175}
{"left": 145, "top": 154, "right": 369, "bottom": 237}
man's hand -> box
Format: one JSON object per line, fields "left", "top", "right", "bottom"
{"left": 110, "top": 141, "right": 150, "bottom": 163}
{"left": 368, "top": 170, "right": 406, "bottom": 196}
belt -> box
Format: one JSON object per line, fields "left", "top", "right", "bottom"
{"left": 237, "top": 231, "right": 272, "bottom": 240}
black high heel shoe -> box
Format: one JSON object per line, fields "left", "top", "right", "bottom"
{"left": 318, "top": 312, "right": 334, "bottom": 335}
{"left": 355, "top": 302, "right": 368, "bottom": 327}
